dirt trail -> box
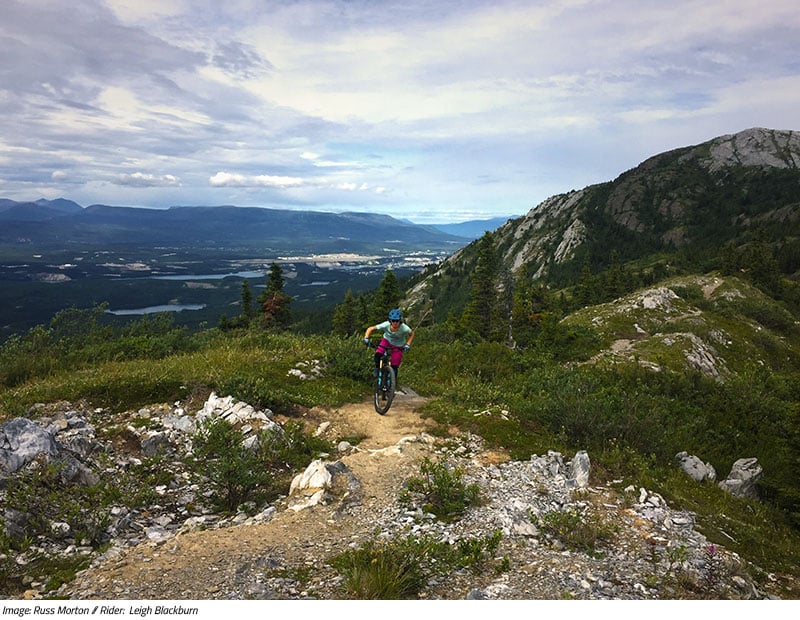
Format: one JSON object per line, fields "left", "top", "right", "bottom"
{"left": 63, "top": 389, "right": 445, "bottom": 600}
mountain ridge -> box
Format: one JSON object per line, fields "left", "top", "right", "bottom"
{"left": 405, "top": 127, "right": 800, "bottom": 317}
{"left": 0, "top": 201, "right": 467, "bottom": 253}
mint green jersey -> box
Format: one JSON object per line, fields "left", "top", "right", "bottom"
{"left": 375, "top": 320, "right": 412, "bottom": 347}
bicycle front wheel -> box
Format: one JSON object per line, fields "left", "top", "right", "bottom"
{"left": 373, "top": 365, "right": 396, "bottom": 415}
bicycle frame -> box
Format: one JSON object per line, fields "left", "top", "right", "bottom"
{"left": 366, "top": 341, "right": 399, "bottom": 414}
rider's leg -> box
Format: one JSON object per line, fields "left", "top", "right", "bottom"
{"left": 389, "top": 348, "right": 404, "bottom": 384}
{"left": 375, "top": 340, "right": 390, "bottom": 376}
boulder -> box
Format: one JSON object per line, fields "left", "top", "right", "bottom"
{"left": 568, "top": 450, "right": 591, "bottom": 488}
{"left": 0, "top": 417, "right": 98, "bottom": 485}
{"left": 719, "top": 457, "right": 763, "bottom": 499}
{"left": 197, "top": 392, "right": 274, "bottom": 425}
{"left": 3, "top": 508, "right": 32, "bottom": 541}
{"left": 0, "top": 418, "right": 59, "bottom": 476}
{"left": 56, "top": 453, "right": 100, "bottom": 485}
{"left": 675, "top": 451, "right": 717, "bottom": 483}
{"left": 141, "top": 432, "right": 173, "bottom": 457}
{"left": 288, "top": 459, "right": 361, "bottom": 511}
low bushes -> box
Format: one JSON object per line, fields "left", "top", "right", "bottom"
{"left": 401, "top": 457, "right": 481, "bottom": 522}
{"left": 329, "top": 531, "right": 503, "bottom": 599}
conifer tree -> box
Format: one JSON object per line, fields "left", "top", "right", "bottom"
{"left": 332, "top": 289, "right": 357, "bottom": 336}
{"left": 720, "top": 240, "right": 740, "bottom": 276}
{"left": 511, "top": 278, "right": 551, "bottom": 347}
{"left": 371, "top": 269, "right": 402, "bottom": 322}
{"left": 258, "top": 262, "right": 292, "bottom": 327}
{"left": 461, "top": 231, "right": 500, "bottom": 339}
{"left": 574, "top": 253, "right": 598, "bottom": 307}
{"left": 499, "top": 267, "right": 515, "bottom": 345}
{"left": 240, "top": 279, "right": 254, "bottom": 321}
{"left": 356, "top": 294, "right": 370, "bottom": 329}
{"left": 743, "top": 231, "right": 783, "bottom": 297}
{"left": 603, "top": 250, "right": 627, "bottom": 300}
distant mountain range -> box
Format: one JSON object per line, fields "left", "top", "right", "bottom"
{"left": 430, "top": 216, "right": 519, "bottom": 239}
{"left": 0, "top": 198, "right": 83, "bottom": 221}
{"left": 0, "top": 201, "right": 474, "bottom": 254}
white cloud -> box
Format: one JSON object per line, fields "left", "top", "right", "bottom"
{"left": 209, "top": 172, "right": 304, "bottom": 188}
{"left": 104, "top": 0, "right": 187, "bottom": 25}
{"left": 114, "top": 172, "right": 180, "bottom": 187}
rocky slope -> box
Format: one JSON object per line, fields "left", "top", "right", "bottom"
{"left": 3, "top": 389, "right": 794, "bottom": 600}
{"left": 563, "top": 274, "right": 799, "bottom": 381}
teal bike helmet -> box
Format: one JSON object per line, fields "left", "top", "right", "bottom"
{"left": 388, "top": 309, "right": 402, "bottom": 321}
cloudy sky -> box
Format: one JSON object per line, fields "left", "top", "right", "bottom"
{"left": 1, "top": 0, "right": 798, "bottom": 224}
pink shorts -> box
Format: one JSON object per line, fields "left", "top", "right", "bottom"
{"left": 376, "top": 339, "right": 404, "bottom": 366}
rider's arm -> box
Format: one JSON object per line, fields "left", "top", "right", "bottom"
{"left": 364, "top": 325, "right": 376, "bottom": 339}
{"left": 406, "top": 328, "right": 414, "bottom": 346}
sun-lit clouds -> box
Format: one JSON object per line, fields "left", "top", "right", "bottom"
{"left": 95, "top": 86, "right": 212, "bottom": 130}
{"left": 208, "top": 170, "right": 389, "bottom": 196}
{"left": 209, "top": 172, "right": 304, "bottom": 189}
{"left": 104, "top": 0, "right": 188, "bottom": 25}
{"left": 114, "top": 172, "right": 180, "bottom": 188}
{"left": 1, "top": 0, "right": 799, "bottom": 221}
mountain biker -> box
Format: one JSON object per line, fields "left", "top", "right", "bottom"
{"left": 363, "top": 309, "right": 414, "bottom": 384}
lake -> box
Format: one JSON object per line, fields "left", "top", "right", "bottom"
{"left": 105, "top": 304, "right": 208, "bottom": 316}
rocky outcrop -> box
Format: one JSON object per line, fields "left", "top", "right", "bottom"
{"left": 0, "top": 394, "right": 288, "bottom": 577}
{"left": 0, "top": 417, "right": 60, "bottom": 475}
{"left": 288, "top": 459, "right": 361, "bottom": 511}
{"left": 676, "top": 452, "right": 764, "bottom": 500}
{"left": 676, "top": 452, "right": 717, "bottom": 483}
{"left": 703, "top": 128, "right": 800, "bottom": 172}
{"left": 0, "top": 415, "right": 98, "bottom": 485}
{"left": 718, "top": 458, "right": 763, "bottom": 500}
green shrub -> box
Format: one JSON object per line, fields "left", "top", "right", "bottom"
{"left": 329, "top": 531, "right": 503, "bottom": 599}
{"left": 0, "top": 306, "right": 197, "bottom": 390}
{"left": 329, "top": 537, "right": 427, "bottom": 599}
{"left": 402, "top": 457, "right": 481, "bottom": 522}
{"left": 3, "top": 458, "right": 114, "bottom": 549}
{"left": 534, "top": 507, "right": 617, "bottom": 554}
{"left": 324, "top": 336, "right": 373, "bottom": 382}
{"left": 219, "top": 374, "right": 297, "bottom": 413}
{"left": 190, "top": 416, "right": 334, "bottom": 513}
{"left": 190, "top": 417, "right": 277, "bottom": 512}
{"left": 260, "top": 419, "right": 334, "bottom": 473}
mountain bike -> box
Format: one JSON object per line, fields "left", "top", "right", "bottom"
{"left": 366, "top": 341, "right": 398, "bottom": 415}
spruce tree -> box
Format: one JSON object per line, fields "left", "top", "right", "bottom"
{"left": 258, "top": 262, "right": 292, "bottom": 327}
{"left": 371, "top": 269, "right": 402, "bottom": 322}
{"left": 332, "top": 289, "right": 357, "bottom": 336}
{"left": 461, "top": 231, "right": 500, "bottom": 339}
{"left": 575, "top": 253, "right": 598, "bottom": 307}
{"left": 743, "top": 231, "right": 784, "bottom": 298}
{"left": 240, "top": 279, "right": 254, "bottom": 321}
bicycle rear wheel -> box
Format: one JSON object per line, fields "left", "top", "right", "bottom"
{"left": 373, "top": 365, "right": 396, "bottom": 415}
